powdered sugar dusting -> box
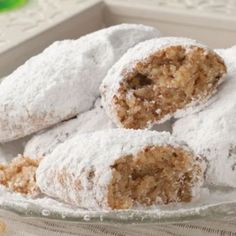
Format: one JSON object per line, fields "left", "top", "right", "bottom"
{"left": 215, "top": 46, "right": 236, "bottom": 74}
{"left": 0, "top": 24, "right": 160, "bottom": 143}
{"left": 24, "top": 98, "right": 115, "bottom": 159}
{"left": 173, "top": 45, "right": 236, "bottom": 187}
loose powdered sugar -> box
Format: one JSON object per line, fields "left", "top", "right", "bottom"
{"left": 173, "top": 45, "right": 236, "bottom": 187}
{"left": 0, "top": 24, "right": 160, "bottom": 143}
{"left": 4, "top": 184, "right": 236, "bottom": 223}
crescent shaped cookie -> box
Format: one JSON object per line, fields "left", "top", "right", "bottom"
{"left": 0, "top": 24, "right": 160, "bottom": 142}
{"left": 36, "top": 129, "right": 205, "bottom": 209}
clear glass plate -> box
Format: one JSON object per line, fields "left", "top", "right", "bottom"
{"left": 1, "top": 186, "right": 236, "bottom": 224}
{"left": 1, "top": 132, "right": 236, "bottom": 224}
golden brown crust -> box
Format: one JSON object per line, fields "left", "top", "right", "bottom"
{"left": 0, "top": 155, "right": 40, "bottom": 195}
{"left": 108, "top": 145, "right": 203, "bottom": 209}
{"left": 113, "top": 46, "right": 226, "bottom": 129}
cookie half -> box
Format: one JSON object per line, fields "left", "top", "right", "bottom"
{"left": 37, "top": 129, "right": 205, "bottom": 210}
{"left": 101, "top": 37, "right": 226, "bottom": 129}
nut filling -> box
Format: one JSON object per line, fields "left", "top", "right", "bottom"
{"left": 0, "top": 156, "right": 40, "bottom": 195}
{"left": 108, "top": 145, "right": 203, "bottom": 209}
{"left": 113, "top": 46, "right": 226, "bottom": 128}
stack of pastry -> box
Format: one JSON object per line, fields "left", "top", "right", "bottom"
{"left": 0, "top": 23, "right": 234, "bottom": 210}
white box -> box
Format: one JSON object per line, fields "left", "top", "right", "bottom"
{"left": 0, "top": 0, "right": 235, "bottom": 77}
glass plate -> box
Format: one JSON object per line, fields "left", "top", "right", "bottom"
{"left": 1, "top": 186, "right": 236, "bottom": 224}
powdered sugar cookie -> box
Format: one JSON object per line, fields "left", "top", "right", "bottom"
{"left": 173, "top": 46, "right": 236, "bottom": 187}
{"left": 101, "top": 37, "right": 226, "bottom": 129}
{"left": 24, "top": 99, "right": 115, "bottom": 159}
{"left": 36, "top": 129, "right": 205, "bottom": 210}
{"left": 0, "top": 24, "right": 160, "bottom": 142}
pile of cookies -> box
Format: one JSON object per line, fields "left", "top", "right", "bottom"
{"left": 0, "top": 23, "right": 234, "bottom": 210}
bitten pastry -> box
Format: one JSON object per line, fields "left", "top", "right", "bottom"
{"left": 0, "top": 24, "right": 160, "bottom": 142}
{"left": 24, "top": 99, "right": 115, "bottom": 159}
{"left": 173, "top": 46, "right": 236, "bottom": 188}
{"left": 36, "top": 129, "right": 205, "bottom": 210}
{"left": 101, "top": 37, "right": 227, "bottom": 129}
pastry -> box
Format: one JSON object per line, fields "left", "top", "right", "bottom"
{"left": 36, "top": 129, "right": 205, "bottom": 210}
{"left": 24, "top": 99, "right": 115, "bottom": 159}
{"left": 173, "top": 46, "right": 236, "bottom": 187}
{"left": 0, "top": 24, "right": 160, "bottom": 142}
{"left": 101, "top": 37, "right": 227, "bottom": 129}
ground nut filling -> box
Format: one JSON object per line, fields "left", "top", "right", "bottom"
{"left": 108, "top": 145, "right": 204, "bottom": 209}
{"left": 0, "top": 155, "right": 40, "bottom": 195}
{"left": 113, "top": 46, "right": 226, "bottom": 129}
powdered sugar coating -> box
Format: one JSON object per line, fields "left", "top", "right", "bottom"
{"left": 100, "top": 37, "right": 226, "bottom": 128}
{"left": 0, "top": 24, "right": 160, "bottom": 142}
{"left": 173, "top": 46, "right": 236, "bottom": 187}
{"left": 24, "top": 99, "right": 115, "bottom": 159}
{"left": 215, "top": 46, "right": 236, "bottom": 75}
{"left": 36, "top": 129, "right": 204, "bottom": 210}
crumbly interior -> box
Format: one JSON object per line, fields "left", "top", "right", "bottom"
{"left": 0, "top": 155, "right": 40, "bottom": 195}
{"left": 108, "top": 145, "right": 203, "bottom": 209}
{"left": 113, "top": 46, "right": 226, "bottom": 128}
